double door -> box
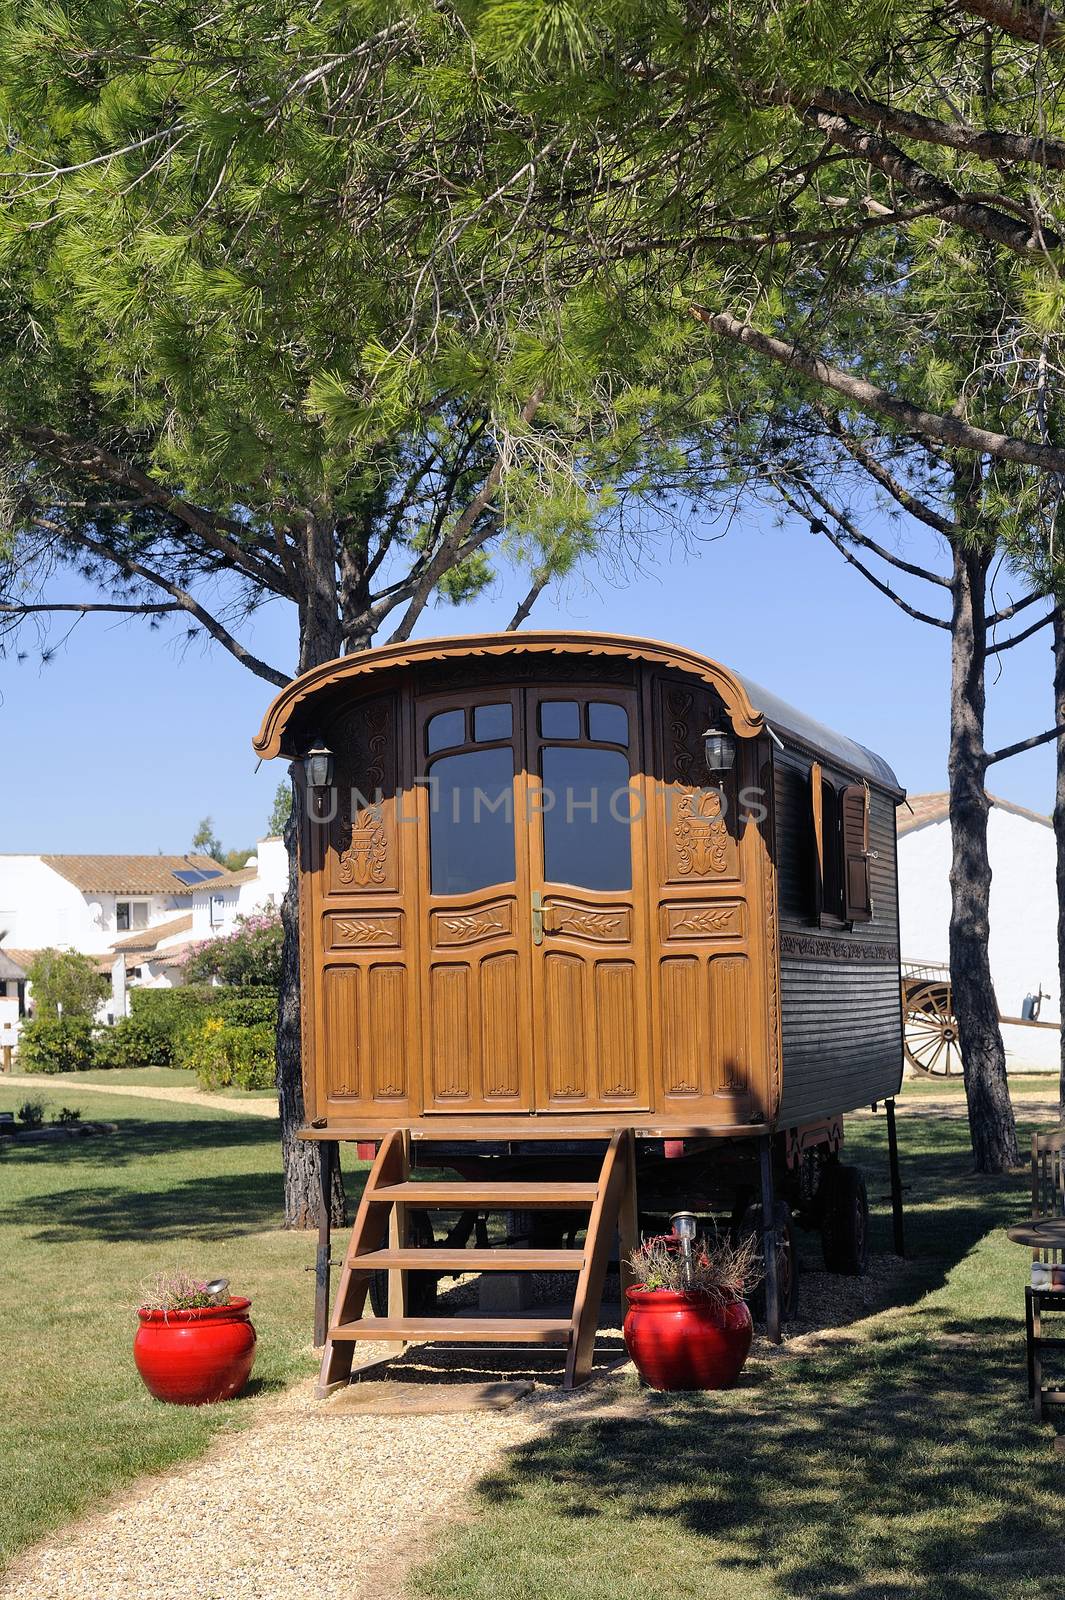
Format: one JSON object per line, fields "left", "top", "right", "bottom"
{"left": 417, "top": 684, "right": 651, "bottom": 1112}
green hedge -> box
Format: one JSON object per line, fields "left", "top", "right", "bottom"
{"left": 20, "top": 986, "right": 279, "bottom": 1077}
{"left": 93, "top": 1014, "right": 174, "bottom": 1069}
{"left": 19, "top": 1017, "right": 94, "bottom": 1073}
{"left": 183, "top": 1019, "right": 276, "bottom": 1091}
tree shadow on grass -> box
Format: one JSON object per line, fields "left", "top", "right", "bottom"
{"left": 1, "top": 1161, "right": 372, "bottom": 1244}
{"left": 457, "top": 1313, "right": 1065, "bottom": 1600}
{"left": 0, "top": 1112, "right": 280, "bottom": 1172}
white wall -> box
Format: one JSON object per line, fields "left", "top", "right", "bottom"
{"left": 0, "top": 857, "right": 192, "bottom": 956}
{"left": 898, "top": 805, "right": 1060, "bottom": 1070}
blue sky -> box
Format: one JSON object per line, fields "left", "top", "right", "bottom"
{"left": 0, "top": 500, "right": 1054, "bottom": 854}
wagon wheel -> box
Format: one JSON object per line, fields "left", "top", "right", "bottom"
{"left": 903, "top": 980, "right": 962, "bottom": 1077}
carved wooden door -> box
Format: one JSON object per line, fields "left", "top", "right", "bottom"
{"left": 525, "top": 688, "right": 652, "bottom": 1111}
{"left": 416, "top": 689, "right": 535, "bottom": 1112}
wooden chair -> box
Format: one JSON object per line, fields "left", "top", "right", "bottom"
{"left": 1025, "top": 1128, "right": 1065, "bottom": 1420}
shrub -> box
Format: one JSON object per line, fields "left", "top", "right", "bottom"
{"left": 185, "top": 1018, "right": 276, "bottom": 1091}
{"left": 215, "top": 991, "right": 278, "bottom": 1029}
{"left": 17, "top": 1099, "right": 44, "bottom": 1128}
{"left": 19, "top": 1017, "right": 94, "bottom": 1073}
{"left": 26, "top": 949, "right": 108, "bottom": 1019}
{"left": 53, "top": 1107, "right": 82, "bottom": 1126}
{"left": 93, "top": 1015, "right": 173, "bottom": 1069}
{"left": 181, "top": 912, "right": 282, "bottom": 988}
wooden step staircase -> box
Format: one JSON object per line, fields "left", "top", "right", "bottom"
{"left": 319, "top": 1127, "right": 636, "bottom": 1394}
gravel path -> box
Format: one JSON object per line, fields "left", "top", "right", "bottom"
{"left": 0, "top": 1374, "right": 620, "bottom": 1600}
{"left": 1, "top": 1073, "right": 278, "bottom": 1119}
{"left": 0, "top": 1252, "right": 906, "bottom": 1600}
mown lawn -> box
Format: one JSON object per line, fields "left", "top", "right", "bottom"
{"left": 0, "top": 1084, "right": 366, "bottom": 1573}
{"left": 410, "top": 1110, "right": 1065, "bottom": 1600}
{"left": 14, "top": 1064, "right": 277, "bottom": 1097}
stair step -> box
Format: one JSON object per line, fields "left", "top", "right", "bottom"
{"left": 350, "top": 1248, "right": 585, "bottom": 1272}
{"left": 328, "top": 1316, "right": 573, "bottom": 1345}
{"left": 370, "top": 1181, "right": 598, "bottom": 1209}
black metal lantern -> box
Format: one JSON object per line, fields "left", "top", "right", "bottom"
{"left": 702, "top": 724, "right": 736, "bottom": 779}
{"left": 302, "top": 737, "right": 334, "bottom": 790}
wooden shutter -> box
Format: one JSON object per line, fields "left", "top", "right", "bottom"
{"left": 809, "top": 761, "right": 824, "bottom": 921}
{"left": 841, "top": 783, "right": 872, "bottom": 922}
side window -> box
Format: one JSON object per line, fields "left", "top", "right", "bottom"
{"left": 841, "top": 784, "right": 873, "bottom": 922}
{"left": 809, "top": 766, "right": 871, "bottom": 924}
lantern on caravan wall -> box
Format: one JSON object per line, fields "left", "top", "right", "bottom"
{"left": 701, "top": 725, "right": 736, "bottom": 783}
{"left": 293, "top": 737, "right": 335, "bottom": 820}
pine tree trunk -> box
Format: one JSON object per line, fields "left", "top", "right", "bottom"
{"left": 278, "top": 781, "right": 346, "bottom": 1226}
{"left": 1049, "top": 604, "right": 1055, "bottom": 1120}
{"left": 276, "top": 513, "right": 347, "bottom": 1228}
{"left": 947, "top": 537, "right": 1019, "bottom": 1171}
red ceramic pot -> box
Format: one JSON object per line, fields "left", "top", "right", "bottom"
{"left": 134, "top": 1297, "right": 257, "bottom": 1405}
{"left": 623, "top": 1288, "right": 753, "bottom": 1391}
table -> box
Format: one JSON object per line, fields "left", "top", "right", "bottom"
{"left": 1007, "top": 1216, "right": 1065, "bottom": 1418}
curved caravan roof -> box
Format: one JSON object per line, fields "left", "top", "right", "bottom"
{"left": 254, "top": 631, "right": 902, "bottom": 794}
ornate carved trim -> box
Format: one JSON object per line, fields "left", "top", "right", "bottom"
{"left": 672, "top": 789, "right": 730, "bottom": 877}
{"left": 550, "top": 904, "right": 628, "bottom": 942}
{"left": 255, "top": 631, "right": 766, "bottom": 758}
{"left": 327, "top": 911, "right": 402, "bottom": 950}
{"left": 780, "top": 932, "right": 901, "bottom": 964}
{"left": 663, "top": 902, "right": 743, "bottom": 940}
{"left": 431, "top": 900, "right": 514, "bottom": 947}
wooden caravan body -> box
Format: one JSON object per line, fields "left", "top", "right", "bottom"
{"left": 254, "top": 631, "right": 905, "bottom": 1140}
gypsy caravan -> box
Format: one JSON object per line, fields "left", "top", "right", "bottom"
{"left": 253, "top": 631, "right": 905, "bottom": 1389}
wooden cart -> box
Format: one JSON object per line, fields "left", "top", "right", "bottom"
{"left": 902, "top": 960, "right": 1060, "bottom": 1077}
{"left": 254, "top": 630, "right": 909, "bottom": 1388}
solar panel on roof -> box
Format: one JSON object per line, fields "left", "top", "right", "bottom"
{"left": 172, "top": 868, "right": 223, "bottom": 886}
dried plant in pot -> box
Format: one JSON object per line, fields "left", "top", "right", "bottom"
{"left": 133, "top": 1271, "right": 256, "bottom": 1405}
{"left": 623, "top": 1231, "right": 763, "bottom": 1392}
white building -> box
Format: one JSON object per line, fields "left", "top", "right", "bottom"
{"left": 115, "top": 836, "right": 289, "bottom": 987}
{"left": 0, "top": 853, "right": 224, "bottom": 965}
{"left": 898, "top": 792, "right": 1059, "bottom": 1070}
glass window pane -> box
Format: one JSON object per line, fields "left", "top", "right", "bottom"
{"left": 539, "top": 700, "right": 580, "bottom": 739}
{"left": 540, "top": 747, "right": 632, "bottom": 891}
{"left": 427, "top": 709, "right": 465, "bottom": 755}
{"left": 587, "top": 702, "right": 629, "bottom": 745}
{"left": 429, "top": 747, "right": 516, "bottom": 895}
{"left": 473, "top": 703, "right": 512, "bottom": 743}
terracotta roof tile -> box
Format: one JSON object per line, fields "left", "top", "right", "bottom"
{"left": 41, "top": 854, "right": 225, "bottom": 894}
{"left": 111, "top": 913, "right": 193, "bottom": 954}
{"left": 898, "top": 791, "right": 1051, "bottom": 837}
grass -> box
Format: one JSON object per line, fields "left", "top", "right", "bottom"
{"left": 899, "top": 1072, "right": 1058, "bottom": 1099}
{"left": 409, "top": 1109, "right": 1065, "bottom": 1600}
{"left": 13, "top": 1065, "right": 278, "bottom": 1097}
{"left": 0, "top": 1083, "right": 367, "bottom": 1573}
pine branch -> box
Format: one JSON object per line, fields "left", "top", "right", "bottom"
{"left": 806, "top": 87, "right": 1065, "bottom": 173}
{"left": 955, "top": 0, "right": 1064, "bottom": 44}
{"left": 986, "top": 588, "right": 1050, "bottom": 625}
{"left": 11, "top": 423, "right": 292, "bottom": 596}
{"left": 793, "top": 471, "right": 950, "bottom": 586}
{"left": 0, "top": 600, "right": 180, "bottom": 616}
{"left": 986, "top": 606, "right": 1059, "bottom": 652}
{"left": 774, "top": 480, "right": 950, "bottom": 628}
{"left": 508, "top": 572, "right": 551, "bottom": 630}
{"left": 387, "top": 391, "right": 543, "bottom": 643}
{"left": 693, "top": 308, "right": 1065, "bottom": 472}
{"left": 986, "top": 722, "right": 1065, "bottom": 764}
{"left": 61, "top": 525, "right": 288, "bottom": 687}
{"left": 799, "top": 104, "right": 1060, "bottom": 255}
{"left": 816, "top": 409, "right": 961, "bottom": 544}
